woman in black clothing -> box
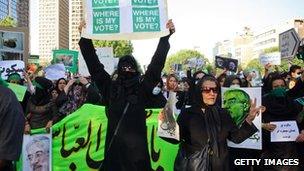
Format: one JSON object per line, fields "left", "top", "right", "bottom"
{"left": 55, "top": 76, "right": 101, "bottom": 122}
{"left": 78, "top": 20, "right": 175, "bottom": 171}
{"left": 261, "top": 73, "right": 304, "bottom": 171}
{"left": 166, "top": 75, "right": 261, "bottom": 171}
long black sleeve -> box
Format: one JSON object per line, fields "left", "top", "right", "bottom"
{"left": 78, "top": 38, "right": 111, "bottom": 105}
{"left": 224, "top": 111, "right": 258, "bottom": 144}
{"left": 143, "top": 35, "right": 170, "bottom": 90}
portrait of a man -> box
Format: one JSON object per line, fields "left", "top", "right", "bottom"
{"left": 25, "top": 135, "right": 50, "bottom": 171}
{"left": 223, "top": 89, "right": 251, "bottom": 126}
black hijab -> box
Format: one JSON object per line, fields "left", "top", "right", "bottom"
{"left": 31, "top": 77, "right": 53, "bottom": 106}
{"left": 111, "top": 55, "right": 141, "bottom": 104}
{"left": 194, "top": 75, "right": 221, "bottom": 157}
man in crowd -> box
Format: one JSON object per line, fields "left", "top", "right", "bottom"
{"left": 26, "top": 136, "right": 50, "bottom": 171}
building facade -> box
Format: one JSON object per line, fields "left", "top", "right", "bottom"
{"left": 69, "top": 0, "right": 83, "bottom": 50}
{"left": 0, "top": 0, "right": 28, "bottom": 26}
{"left": 213, "top": 19, "right": 304, "bottom": 66}
{"left": 39, "top": 0, "right": 69, "bottom": 64}
{"left": 17, "top": 0, "right": 29, "bottom": 27}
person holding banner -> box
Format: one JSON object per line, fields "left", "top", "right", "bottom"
{"left": 168, "top": 75, "right": 262, "bottom": 171}
{"left": 0, "top": 77, "right": 25, "bottom": 171}
{"left": 78, "top": 20, "right": 175, "bottom": 171}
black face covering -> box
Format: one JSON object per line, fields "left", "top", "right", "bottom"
{"left": 117, "top": 55, "right": 139, "bottom": 79}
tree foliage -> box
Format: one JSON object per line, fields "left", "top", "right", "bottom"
{"left": 164, "top": 49, "right": 208, "bottom": 73}
{"left": 263, "top": 46, "right": 279, "bottom": 54}
{"left": 0, "top": 16, "right": 17, "bottom": 27}
{"left": 93, "top": 40, "right": 133, "bottom": 57}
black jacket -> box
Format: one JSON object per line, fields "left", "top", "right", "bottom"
{"left": 0, "top": 86, "right": 25, "bottom": 161}
{"left": 79, "top": 35, "right": 171, "bottom": 171}
{"left": 175, "top": 106, "right": 257, "bottom": 171}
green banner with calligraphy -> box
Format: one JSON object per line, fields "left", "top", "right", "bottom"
{"left": 17, "top": 104, "right": 178, "bottom": 170}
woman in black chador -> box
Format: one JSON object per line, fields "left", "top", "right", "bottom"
{"left": 78, "top": 20, "right": 175, "bottom": 171}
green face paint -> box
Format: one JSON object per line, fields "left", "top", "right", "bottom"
{"left": 223, "top": 89, "right": 251, "bottom": 126}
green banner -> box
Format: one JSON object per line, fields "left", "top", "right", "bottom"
{"left": 8, "top": 83, "right": 27, "bottom": 101}
{"left": 52, "top": 49, "right": 79, "bottom": 74}
{"left": 18, "top": 105, "right": 178, "bottom": 171}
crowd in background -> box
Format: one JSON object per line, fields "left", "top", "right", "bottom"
{"left": 1, "top": 20, "right": 304, "bottom": 170}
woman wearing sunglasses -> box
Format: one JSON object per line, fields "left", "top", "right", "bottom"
{"left": 165, "top": 75, "right": 264, "bottom": 171}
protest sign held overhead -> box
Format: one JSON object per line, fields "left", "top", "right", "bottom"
{"left": 259, "top": 52, "right": 281, "bottom": 66}
{"left": 0, "top": 60, "right": 24, "bottom": 80}
{"left": 52, "top": 49, "right": 79, "bottom": 73}
{"left": 82, "top": 0, "right": 169, "bottom": 40}
{"left": 44, "top": 64, "right": 67, "bottom": 81}
{"left": 215, "top": 56, "right": 238, "bottom": 72}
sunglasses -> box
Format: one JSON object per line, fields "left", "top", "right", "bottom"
{"left": 201, "top": 87, "right": 218, "bottom": 94}
{"left": 122, "top": 66, "right": 135, "bottom": 72}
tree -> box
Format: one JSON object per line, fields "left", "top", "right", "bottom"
{"left": 263, "top": 46, "right": 279, "bottom": 54}
{"left": 0, "top": 16, "right": 17, "bottom": 27}
{"left": 164, "top": 49, "right": 208, "bottom": 73}
{"left": 93, "top": 40, "right": 133, "bottom": 57}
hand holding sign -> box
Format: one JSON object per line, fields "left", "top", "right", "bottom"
{"left": 270, "top": 121, "right": 299, "bottom": 142}
{"left": 166, "top": 19, "right": 175, "bottom": 35}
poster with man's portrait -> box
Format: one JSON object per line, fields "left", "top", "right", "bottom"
{"left": 221, "top": 87, "right": 262, "bottom": 149}
{"left": 53, "top": 49, "right": 78, "bottom": 73}
{"left": 22, "top": 134, "right": 52, "bottom": 171}
{"left": 215, "top": 56, "right": 238, "bottom": 72}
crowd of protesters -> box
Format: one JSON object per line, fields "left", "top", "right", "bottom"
{"left": 1, "top": 19, "right": 304, "bottom": 171}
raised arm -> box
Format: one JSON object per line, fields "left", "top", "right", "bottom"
{"left": 78, "top": 21, "right": 111, "bottom": 104}
{"left": 143, "top": 20, "right": 175, "bottom": 87}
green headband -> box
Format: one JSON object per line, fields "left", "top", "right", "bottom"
{"left": 32, "top": 80, "right": 44, "bottom": 90}
{"left": 7, "top": 74, "right": 21, "bottom": 82}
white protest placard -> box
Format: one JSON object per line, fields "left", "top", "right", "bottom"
{"left": 82, "top": 0, "right": 169, "bottom": 40}
{"left": 44, "top": 63, "right": 66, "bottom": 81}
{"left": 79, "top": 47, "right": 115, "bottom": 76}
{"left": 260, "top": 52, "right": 281, "bottom": 66}
{"left": 270, "top": 121, "right": 299, "bottom": 142}
{"left": 222, "top": 87, "right": 262, "bottom": 150}
{"left": 0, "top": 60, "right": 24, "bottom": 80}
{"left": 23, "top": 133, "right": 52, "bottom": 171}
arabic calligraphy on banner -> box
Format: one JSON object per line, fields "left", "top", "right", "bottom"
{"left": 0, "top": 60, "right": 24, "bottom": 80}
{"left": 17, "top": 105, "right": 178, "bottom": 171}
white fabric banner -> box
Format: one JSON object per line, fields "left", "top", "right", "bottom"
{"left": 82, "top": 0, "right": 169, "bottom": 40}
{"left": 222, "top": 87, "right": 262, "bottom": 150}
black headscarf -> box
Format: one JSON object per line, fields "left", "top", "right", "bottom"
{"left": 194, "top": 75, "right": 221, "bottom": 157}
{"left": 31, "top": 77, "right": 53, "bottom": 106}
{"left": 111, "top": 55, "right": 141, "bottom": 104}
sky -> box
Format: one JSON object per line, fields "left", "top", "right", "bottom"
{"left": 30, "top": 0, "right": 304, "bottom": 66}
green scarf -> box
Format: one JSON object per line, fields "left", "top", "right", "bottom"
{"left": 0, "top": 76, "right": 8, "bottom": 87}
